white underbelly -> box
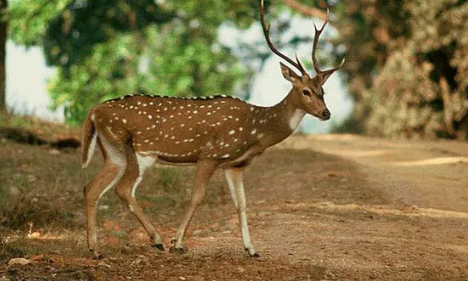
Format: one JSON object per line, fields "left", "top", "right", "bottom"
{"left": 136, "top": 152, "right": 196, "bottom": 167}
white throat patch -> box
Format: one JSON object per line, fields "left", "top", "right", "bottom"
{"left": 289, "top": 109, "right": 306, "bottom": 131}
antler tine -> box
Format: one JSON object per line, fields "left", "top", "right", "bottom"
{"left": 295, "top": 54, "right": 307, "bottom": 75}
{"left": 312, "top": 8, "right": 345, "bottom": 75}
{"left": 311, "top": 12, "right": 328, "bottom": 74}
{"left": 321, "top": 57, "right": 346, "bottom": 76}
{"left": 260, "top": 0, "right": 307, "bottom": 75}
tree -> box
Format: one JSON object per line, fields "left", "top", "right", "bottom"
{"left": 0, "top": 0, "right": 7, "bottom": 112}
{"left": 9, "top": 0, "right": 261, "bottom": 124}
{"left": 332, "top": 0, "right": 468, "bottom": 139}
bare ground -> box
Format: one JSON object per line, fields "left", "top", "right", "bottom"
{"left": 1, "top": 134, "right": 468, "bottom": 280}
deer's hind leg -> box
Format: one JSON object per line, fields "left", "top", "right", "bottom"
{"left": 171, "top": 160, "right": 218, "bottom": 253}
{"left": 114, "top": 149, "right": 164, "bottom": 250}
{"left": 84, "top": 137, "right": 126, "bottom": 259}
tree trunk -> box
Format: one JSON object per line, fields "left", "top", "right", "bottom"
{"left": 0, "top": 0, "right": 7, "bottom": 113}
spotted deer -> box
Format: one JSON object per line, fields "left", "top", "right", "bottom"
{"left": 81, "top": 0, "right": 344, "bottom": 258}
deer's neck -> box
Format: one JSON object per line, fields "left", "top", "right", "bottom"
{"left": 256, "top": 90, "right": 305, "bottom": 147}
{"left": 275, "top": 91, "right": 305, "bottom": 130}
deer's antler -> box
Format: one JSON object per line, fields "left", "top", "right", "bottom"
{"left": 260, "top": 0, "right": 307, "bottom": 76}
{"left": 311, "top": 10, "right": 345, "bottom": 77}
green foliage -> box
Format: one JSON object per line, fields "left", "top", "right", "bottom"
{"left": 48, "top": 32, "right": 144, "bottom": 123}
{"left": 330, "top": 114, "right": 364, "bottom": 135}
{"left": 333, "top": 0, "right": 468, "bottom": 139}
{"left": 10, "top": 0, "right": 257, "bottom": 124}
{"left": 9, "top": 0, "right": 71, "bottom": 46}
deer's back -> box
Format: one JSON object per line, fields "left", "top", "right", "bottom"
{"left": 91, "top": 94, "right": 266, "bottom": 164}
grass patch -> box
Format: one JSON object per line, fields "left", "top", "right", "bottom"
{"left": 0, "top": 112, "right": 80, "bottom": 144}
{"left": 158, "top": 167, "right": 184, "bottom": 190}
{"left": 0, "top": 138, "right": 230, "bottom": 263}
{"left": 136, "top": 166, "right": 191, "bottom": 216}
{"left": 0, "top": 238, "right": 27, "bottom": 261}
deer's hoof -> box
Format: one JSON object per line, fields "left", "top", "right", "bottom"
{"left": 169, "top": 246, "right": 188, "bottom": 255}
{"left": 152, "top": 243, "right": 165, "bottom": 251}
{"left": 250, "top": 252, "right": 260, "bottom": 258}
{"left": 90, "top": 250, "right": 104, "bottom": 260}
{"left": 245, "top": 248, "right": 259, "bottom": 258}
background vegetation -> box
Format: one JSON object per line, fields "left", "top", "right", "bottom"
{"left": 334, "top": 0, "right": 468, "bottom": 140}
{"left": 2, "top": 0, "right": 468, "bottom": 139}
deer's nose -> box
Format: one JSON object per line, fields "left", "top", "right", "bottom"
{"left": 321, "top": 109, "right": 331, "bottom": 120}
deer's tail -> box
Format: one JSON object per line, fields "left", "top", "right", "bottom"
{"left": 81, "top": 110, "right": 98, "bottom": 168}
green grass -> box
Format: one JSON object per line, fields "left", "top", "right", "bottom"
{"left": 158, "top": 167, "right": 183, "bottom": 190}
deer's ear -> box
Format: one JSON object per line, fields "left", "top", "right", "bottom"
{"left": 280, "top": 62, "right": 300, "bottom": 83}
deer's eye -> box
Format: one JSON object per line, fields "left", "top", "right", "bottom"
{"left": 302, "top": 89, "right": 312, "bottom": 96}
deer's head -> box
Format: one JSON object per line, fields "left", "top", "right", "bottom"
{"left": 260, "top": 0, "right": 344, "bottom": 121}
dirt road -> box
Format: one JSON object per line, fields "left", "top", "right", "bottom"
{"left": 291, "top": 134, "right": 468, "bottom": 213}
{"left": 275, "top": 135, "right": 468, "bottom": 280}
{"left": 1, "top": 135, "right": 468, "bottom": 280}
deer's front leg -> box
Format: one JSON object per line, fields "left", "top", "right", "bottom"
{"left": 171, "top": 160, "right": 218, "bottom": 253}
{"left": 224, "top": 168, "right": 258, "bottom": 257}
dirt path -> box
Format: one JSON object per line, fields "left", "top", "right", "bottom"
{"left": 272, "top": 135, "right": 468, "bottom": 280}
{"left": 2, "top": 135, "right": 468, "bottom": 280}
{"left": 283, "top": 134, "right": 468, "bottom": 212}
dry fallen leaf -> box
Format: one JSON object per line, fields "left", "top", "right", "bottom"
{"left": 30, "top": 254, "right": 46, "bottom": 262}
